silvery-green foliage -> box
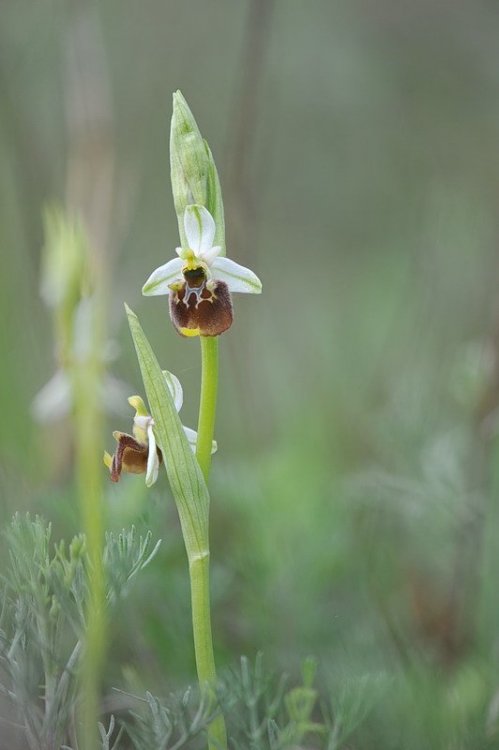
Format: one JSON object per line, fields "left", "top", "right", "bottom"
{"left": 98, "top": 715, "right": 125, "bottom": 750}
{"left": 0, "top": 515, "right": 86, "bottom": 750}
{"left": 104, "top": 527, "right": 162, "bottom": 604}
{"left": 218, "top": 655, "right": 385, "bottom": 750}
{"left": 123, "top": 688, "right": 212, "bottom": 750}
{"left": 323, "top": 673, "right": 390, "bottom": 750}
{"left": 62, "top": 716, "right": 125, "bottom": 750}
{"left": 218, "top": 654, "right": 318, "bottom": 750}
{"left": 0, "top": 514, "right": 160, "bottom": 750}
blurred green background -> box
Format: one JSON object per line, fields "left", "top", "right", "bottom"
{"left": 3, "top": 0, "right": 499, "bottom": 746}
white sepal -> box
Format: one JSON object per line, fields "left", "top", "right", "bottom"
{"left": 162, "top": 370, "right": 183, "bottom": 412}
{"left": 145, "top": 421, "right": 159, "bottom": 487}
{"left": 142, "top": 257, "right": 184, "bottom": 296}
{"left": 210, "top": 256, "right": 262, "bottom": 294}
{"left": 182, "top": 426, "right": 197, "bottom": 451}
{"left": 184, "top": 204, "right": 216, "bottom": 254}
{"left": 182, "top": 426, "right": 217, "bottom": 454}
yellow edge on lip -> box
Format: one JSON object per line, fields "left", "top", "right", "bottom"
{"left": 180, "top": 327, "right": 200, "bottom": 337}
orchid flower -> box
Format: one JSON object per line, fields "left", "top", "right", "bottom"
{"left": 104, "top": 370, "right": 216, "bottom": 486}
{"left": 142, "top": 204, "right": 262, "bottom": 336}
{"left": 32, "top": 298, "right": 129, "bottom": 423}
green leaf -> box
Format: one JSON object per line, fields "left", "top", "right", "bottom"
{"left": 126, "top": 305, "right": 209, "bottom": 559}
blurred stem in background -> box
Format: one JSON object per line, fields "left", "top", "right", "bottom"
{"left": 38, "top": 209, "right": 108, "bottom": 749}
{"left": 72, "top": 297, "right": 106, "bottom": 750}
{"left": 223, "top": 0, "right": 274, "bottom": 441}
{"left": 64, "top": 3, "right": 116, "bottom": 746}
{"left": 224, "top": 0, "right": 274, "bottom": 265}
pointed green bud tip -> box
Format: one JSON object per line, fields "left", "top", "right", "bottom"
{"left": 170, "top": 91, "right": 210, "bottom": 218}
{"left": 172, "top": 90, "right": 199, "bottom": 138}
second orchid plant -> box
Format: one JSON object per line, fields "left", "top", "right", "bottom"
{"left": 104, "top": 92, "right": 261, "bottom": 750}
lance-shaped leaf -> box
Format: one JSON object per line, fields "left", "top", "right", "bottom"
{"left": 126, "top": 305, "right": 210, "bottom": 559}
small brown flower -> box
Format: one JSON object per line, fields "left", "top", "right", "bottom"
{"left": 103, "top": 374, "right": 218, "bottom": 486}
{"left": 104, "top": 396, "right": 162, "bottom": 486}
{"left": 105, "top": 430, "right": 162, "bottom": 483}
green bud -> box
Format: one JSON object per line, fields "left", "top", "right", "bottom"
{"left": 170, "top": 92, "right": 209, "bottom": 231}
{"left": 170, "top": 91, "right": 225, "bottom": 253}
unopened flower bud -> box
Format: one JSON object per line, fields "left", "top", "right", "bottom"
{"left": 170, "top": 92, "right": 225, "bottom": 251}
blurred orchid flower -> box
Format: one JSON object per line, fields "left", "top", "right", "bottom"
{"left": 104, "top": 370, "right": 217, "bottom": 486}
{"left": 32, "top": 298, "right": 129, "bottom": 422}
{"left": 142, "top": 204, "right": 261, "bottom": 336}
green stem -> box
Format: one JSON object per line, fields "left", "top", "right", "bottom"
{"left": 190, "top": 553, "right": 227, "bottom": 750}
{"left": 73, "top": 354, "right": 106, "bottom": 750}
{"left": 191, "top": 335, "right": 227, "bottom": 750}
{"left": 196, "top": 337, "right": 219, "bottom": 480}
